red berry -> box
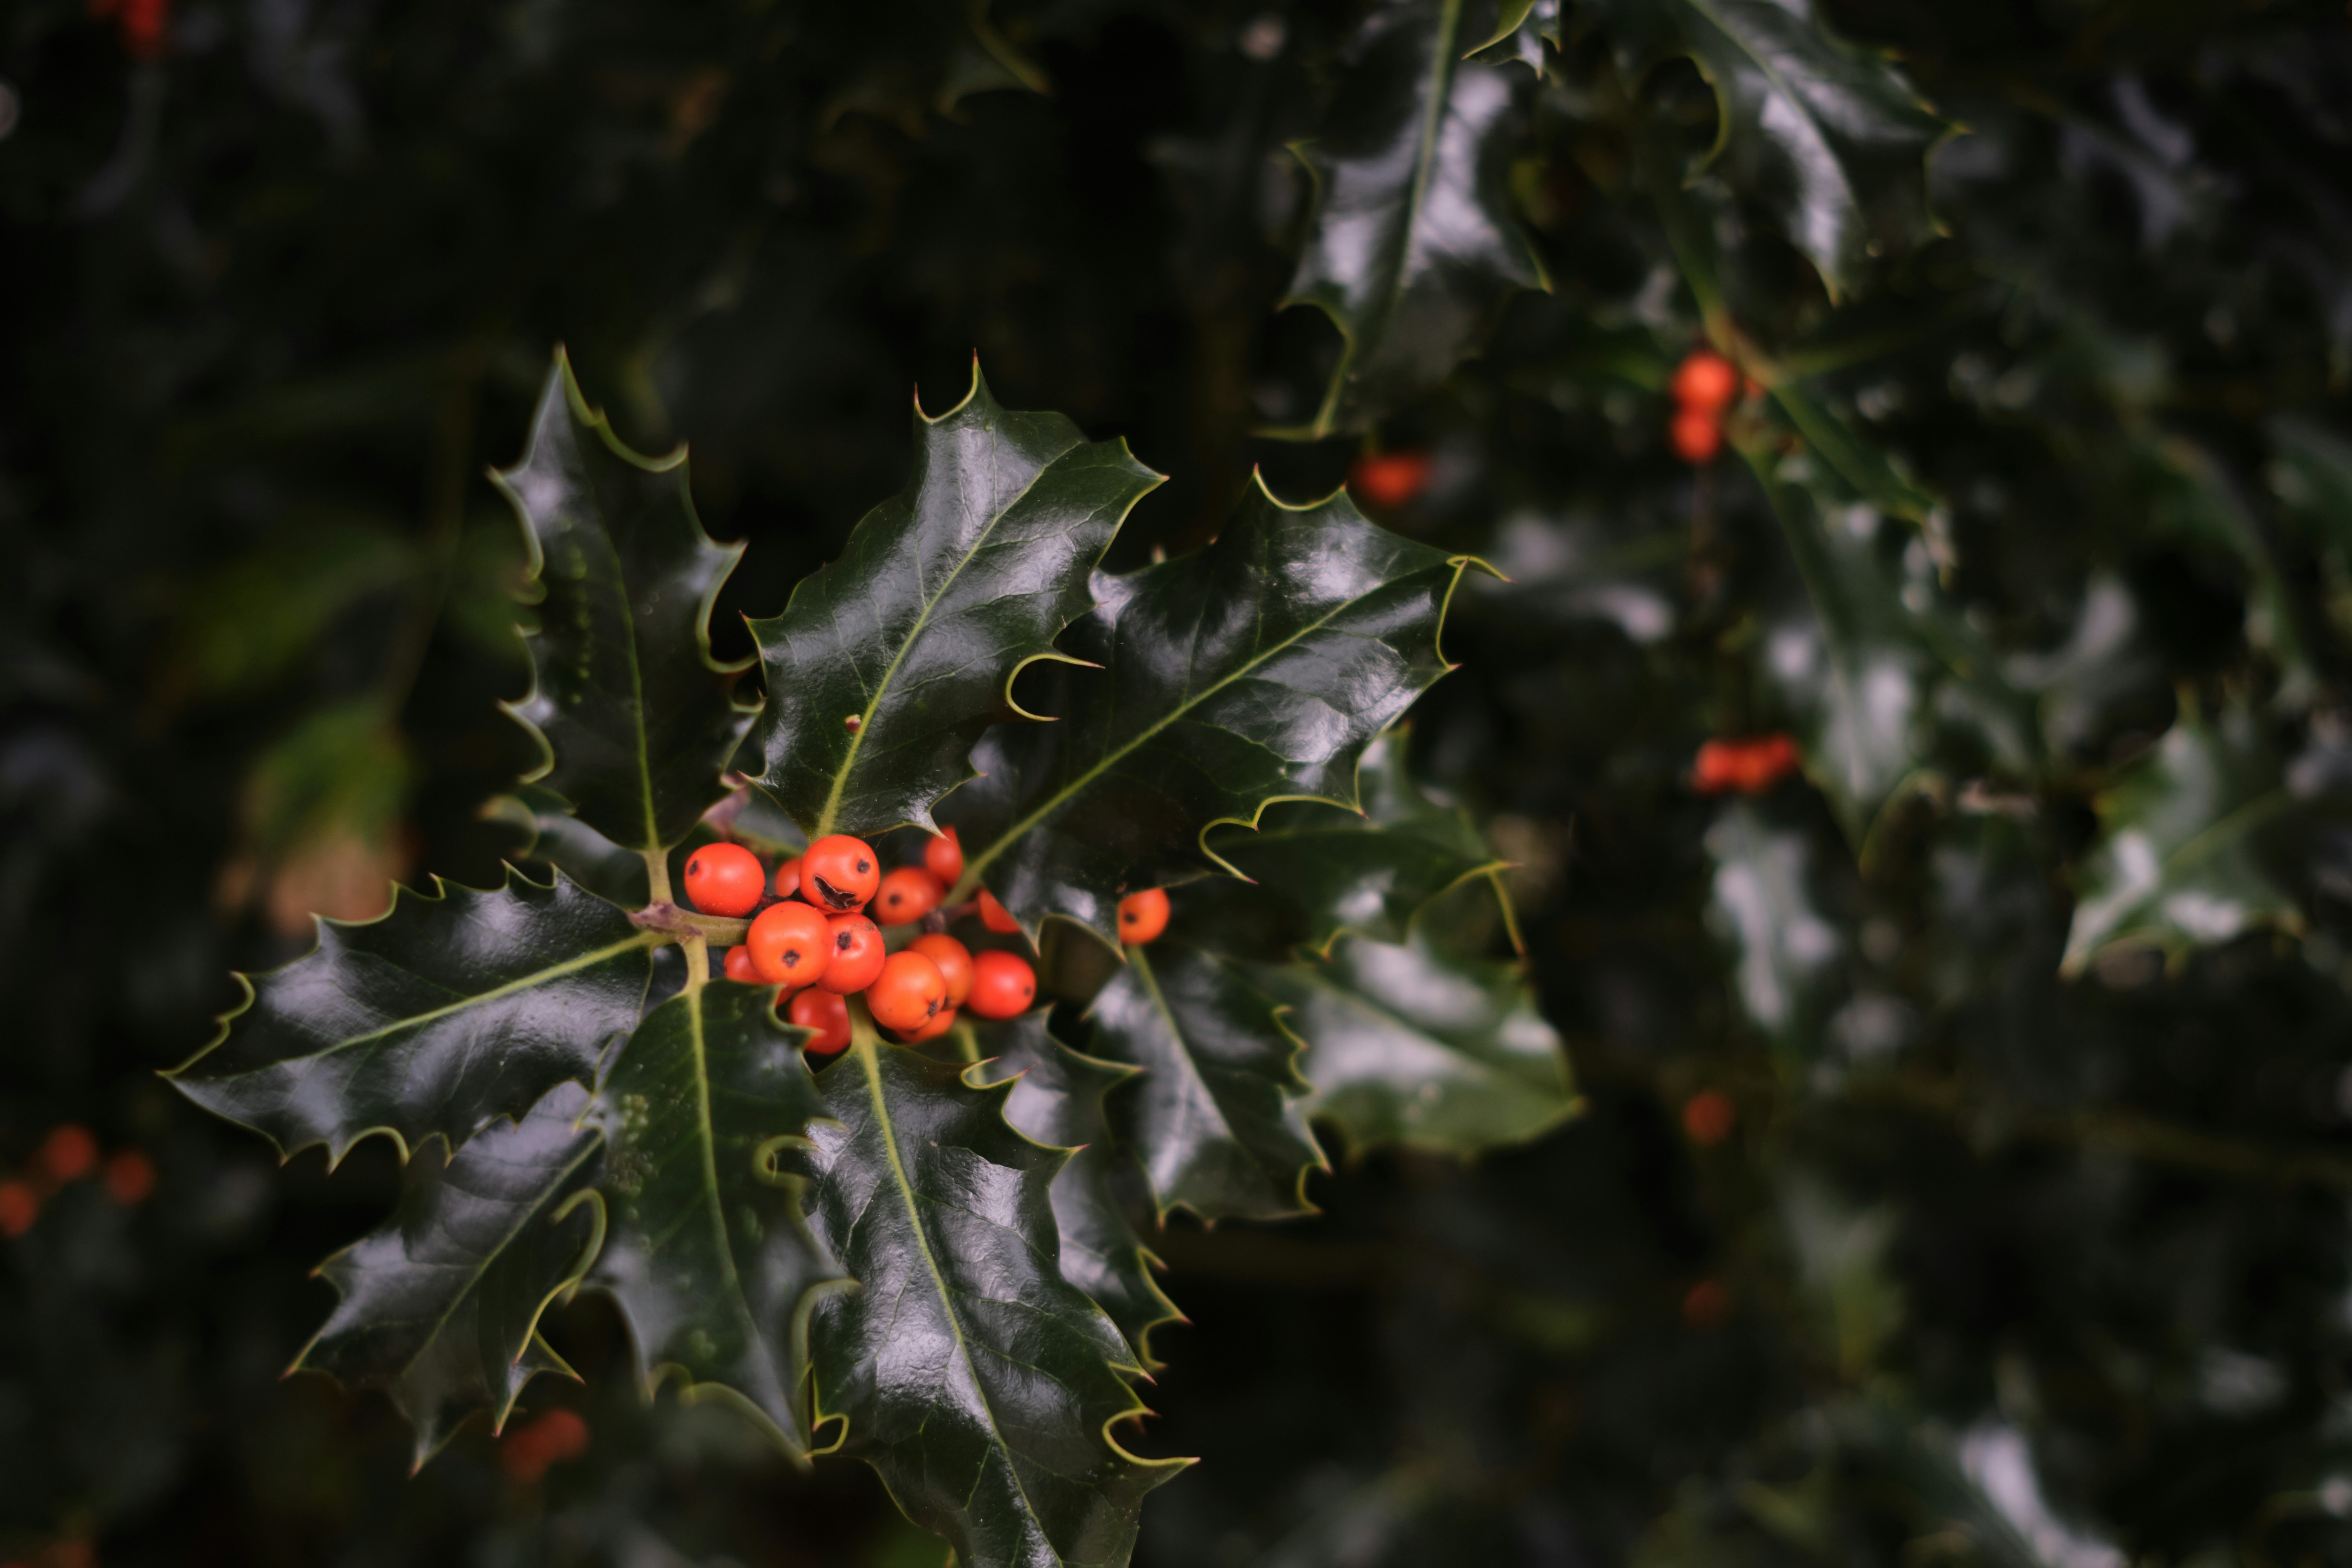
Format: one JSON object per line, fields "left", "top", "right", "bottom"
{"left": 790, "top": 992, "right": 856, "bottom": 1053}
{"left": 103, "top": 1149, "right": 156, "bottom": 1207}
{"left": 817, "top": 914, "right": 885, "bottom": 993}
{"left": 909, "top": 934, "right": 974, "bottom": 1007}
{"left": 1693, "top": 735, "right": 1800, "bottom": 796}
{"left": 802, "top": 835, "right": 880, "bottom": 911}
{"left": 867, "top": 950, "right": 948, "bottom": 1034}
{"left": 789, "top": 988, "right": 852, "bottom": 1056}
{"left": 773, "top": 857, "right": 803, "bottom": 901}
{"left": 723, "top": 945, "right": 759, "bottom": 983}
{"left": 966, "top": 950, "right": 1037, "bottom": 1020}
{"left": 500, "top": 1408, "right": 590, "bottom": 1484}
{"left": 1117, "top": 888, "right": 1169, "bottom": 945}
{"left": 683, "top": 843, "right": 765, "bottom": 917}
{"left": 923, "top": 826, "right": 964, "bottom": 885}
{"left": 976, "top": 888, "right": 1020, "bottom": 933}
{"left": 1671, "top": 349, "right": 1740, "bottom": 413}
{"left": 900, "top": 1005, "right": 960, "bottom": 1044}
{"left": 873, "top": 867, "right": 946, "bottom": 927}
{"left": 39, "top": 1124, "right": 98, "bottom": 1184}
{"left": 746, "top": 903, "right": 831, "bottom": 988}
{"left": 1349, "top": 450, "right": 1434, "bottom": 509}
{"left": 1669, "top": 407, "right": 1722, "bottom": 464}
{"left": 1682, "top": 1279, "right": 1732, "bottom": 1331}
{"left": 0, "top": 1181, "right": 38, "bottom": 1238}
{"left": 1681, "top": 1090, "right": 1736, "bottom": 1146}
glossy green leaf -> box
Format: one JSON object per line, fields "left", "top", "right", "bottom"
{"left": 295, "top": 1081, "right": 605, "bottom": 1468}
{"left": 1768, "top": 381, "right": 1935, "bottom": 524}
{"left": 946, "top": 478, "right": 1482, "bottom": 946}
{"left": 1705, "top": 803, "right": 1842, "bottom": 1040}
{"left": 745, "top": 369, "right": 1159, "bottom": 841}
{"left": 971, "top": 1016, "right": 1183, "bottom": 1367}
{"left": 167, "top": 867, "right": 656, "bottom": 1164}
{"left": 1257, "top": 931, "right": 1574, "bottom": 1157}
{"left": 2061, "top": 704, "right": 2298, "bottom": 975}
{"left": 587, "top": 982, "right": 845, "bottom": 1458}
{"left": 1278, "top": 0, "right": 1546, "bottom": 437}
{"left": 805, "top": 1035, "right": 1186, "bottom": 1568}
{"left": 482, "top": 784, "right": 652, "bottom": 909}
{"left": 1208, "top": 730, "right": 1502, "bottom": 954}
{"left": 1086, "top": 942, "right": 1323, "bottom": 1222}
{"left": 1598, "top": 0, "right": 1945, "bottom": 296}
{"left": 494, "top": 349, "right": 751, "bottom": 855}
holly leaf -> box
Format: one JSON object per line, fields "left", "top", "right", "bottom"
{"left": 945, "top": 478, "right": 1484, "bottom": 946}
{"left": 1277, "top": 0, "right": 1547, "bottom": 437}
{"left": 2061, "top": 703, "right": 2299, "bottom": 975}
{"left": 167, "top": 867, "right": 655, "bottom": 1164}
{"left": 1086, "top": 941, "right": 1323, "bottom": 1222}
{"left": 1705, "top": 803, "right": 1843, "bottom": 1041}
{"left": 1208, "top": 730, "right": 1502, "bottom": 954}
{"left": 588, "top": 982, "right": 846, "bottom": 1459}
{"left": 804, "top": 1036, "right": 1187, "bottom": 1568}
{"left": 744, "top": 369, "right": 1160, "bottom": 841}
{"left": 494, "top": 349, "right": 751, "bottom": 856}
{"left": 1256, "top": 931, "right": 1574, "bottom": 1158}
{"left": 294, "top": 1081, "right": 606, "bottom": 1469}
{"left": 971, "top": 1015, "right": 1183, "bottom": 1367}
{"left": 1596, "top": 0, "right": 1946, "bottom": 296}
{"left": 483, "top": 784, "right": 652, "bottom": 909}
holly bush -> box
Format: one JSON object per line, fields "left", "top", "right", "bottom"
{"left": 9, "top": 1, "right": 2352, "bottom": 1566}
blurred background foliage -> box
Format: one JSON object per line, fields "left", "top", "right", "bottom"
{"left": 9, "top": 0, "right": 2352, "bottom": 1563}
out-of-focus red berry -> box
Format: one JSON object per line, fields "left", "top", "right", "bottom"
{"left": 0, "top": 1182, "right": 38, "bottom": 1238}
{"left": 1692, "top": 734, "right": 1801, "bottom": 796}
{"left": 1117, "top": 888, "right": 1169, "bottom": 945}
{"left": 1349, "top": 450, "right": 1434, "bottom": 509}
{"left": 39, "top": 1125, "right": 98, "bottom": 1184}
{"left": 773, "top": 856, "right": 803, "bottom": 900}
{"left": 499, "top": 1408, "right": 590, "bottom": 1484}
{"left": 723, "top": 945, "right": 759, "bottom": 983}
{"left": 873, "top": 868, "right": 946, "bottom": 927}
{"left": 1671, "top": 349, "right": 1740, "bottom": 413}
{"left": 1682, "top": 1279, "right": 1732, "bottom": 1331}
{"left": 1670, "top": 407, "right": 1722, "bottom": 464}
{"left": 103, "top": 1149, "right": 156, "bottom": 1207}
{"left": 683, "top": 843, "right": 765, "bottom": 917}
{"left": 789, "top": 988, "right": 853, "bottom": 1055}
{"left": 1681, "top": 1090, "right": 1736, "bottom": 1147}
{"left": 975, "top": 889, "right": 1021, "bottom": 933}
{"left": 923, "top": 826, "right": 964, "bottom": 885}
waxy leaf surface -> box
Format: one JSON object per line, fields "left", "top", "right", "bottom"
{"left": 1209, "top": 730, "right": 1499, "bottom": 954}
{"left": 945, "top": 481, "right": 1477, "bottom": 945}
{"left": 1281, "top": 0, "right": 1544, "bottom": 435}
{"left": 297, "top": 1082, "right": 605, "bottom": 1467}
{"left": 483, "top": 783, "right": 652, "bottom": 909}
{"left": 805, "top": 1039, "right": 1184, "bottom": 1568}
{"left": 972, "top": 1016, "right": 1182, "bottom": 1366}
{"left": 168, "top": 867, "right": 653, "bottom": 1164}
{"left": 1086, "top": 942, "right": 1322, "bottom": 1222}
{"left": 1259, "top": 931, "right": 1573, "bottom": 1156}
{"left": 747, "top": 371, "right": 1159, "bottom": 839}
{"left": 495, "top": 350, "right": 750, "bottom": 854}
{"left": 588, "top": 982, "right": 844, "bottom": 1458}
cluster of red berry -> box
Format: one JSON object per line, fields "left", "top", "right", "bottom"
{"left": 1690, "top": 733, "right": 1802, "bottom": 796}
{"left": 680, "top": 828, "right": 1170, "bottom": 1055}
{"left": 1668, "top": 349, "right": 1750, "bottom": 465}
{"left": 0, "top": 1124, "right": 156, "bottom": 1239}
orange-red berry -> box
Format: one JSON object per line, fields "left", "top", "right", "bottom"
{"left": 900, "top": 1005, "right": 960, "bottom": 1043}
{"left": 1671, "top": 349, "right": 1740, "bottom": 413}
{"left": 1350, "top": 450, "right": 1434, "bottom": 509}
{"left": 923, "top": 826, "right": 964, "bottom": 885}
{"left": 773, "top": 856, "right": 803, "bottom": 901}
{"left": 966, "top": 950, "right": 1037, "bottom": 1020}
{"left": 723, "top": 945, "right": 759, "bottom": 983}
{"left": 802, "top": 835, "right": 880, "bottom": 911}
{"left": 1117, "top": 888, "right": 1169, "bottom": 945}
{"left": 1693, "top": 734, "right": 1800, "bottom": 796}
{"left": 1681, "top": 1089, "right": 1736, "bottom": 1146}
{"left": 1682, "top": 1279, "right": 1732, "bottom": 1331}
{"left": 976, "top": 888, "right": 1021, "bottom": 933}
{"left": 103, "top": 1149, "right": 156, "bottom": 1207}
{"left": 39, "top": 1124, "right": 98, "bottom": 1184}
{"left": 500, "top": 1408, "right": 590, "bottom": 1484}
{"left": 1669, "top": 407, "right": 1722, "bottom": 464}
{"left": 684, "top": 842, "right": 766, "bottom": 917}
{"left": 909, "top": 934, "right": 974, "bottom": 1007}
{"left": 0, "top": 1181, "right": 38, "bottom": 1238}
{"left": 746, "top": 902, "right": 831, "bottom": 988}
{"left": 873, "top": 867, "right": 946, "bottom": 927}
{"left": 867, "top": 950, "right": 949, "bottom": 1034}
{"left": 789, "top": 988, "right": 852, "bottom": 1055}
{"left": 817, "top": 914, "right": 885, "bottom": 993}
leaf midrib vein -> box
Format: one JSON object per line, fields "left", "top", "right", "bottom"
{"left": 293, "top": 931, "right": 655, "bottom": 1059}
